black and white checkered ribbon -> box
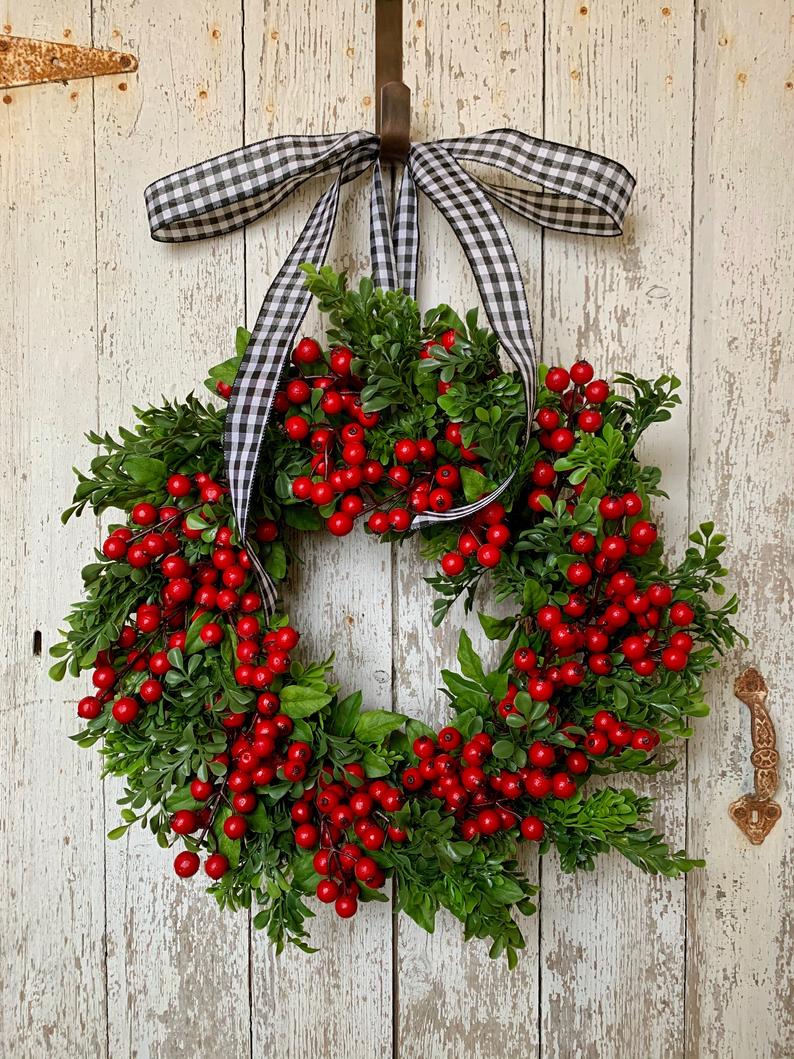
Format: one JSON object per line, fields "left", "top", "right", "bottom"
{"left": 146, "top": 129, "right": 634, "bottom": 615}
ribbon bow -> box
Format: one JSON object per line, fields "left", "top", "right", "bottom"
{"left": 146, "top": 129, "right": 634, "bottom": 616}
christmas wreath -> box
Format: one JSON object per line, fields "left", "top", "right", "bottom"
{"left": 52, "top": 267, "right": 742, "bottom": 966}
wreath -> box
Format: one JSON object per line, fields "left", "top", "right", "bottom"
{"left": 52, "top": 267, "right": 742, "bottom": 966}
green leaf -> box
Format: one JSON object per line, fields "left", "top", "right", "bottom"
{"left": 328, "top": 691, "right": 362, "bottom": 737}
{"left": 478, "top": 612, "right": 516, "bottom": 641}
{"left": 354, "top": 709, "right": 406, "bottom": 743}
{"left": 457, "top": 629, "right": 485, "bottom": 682}
{"left": 48, "top": 658, "right": 68, "bottom": 681}
{"left": 280, "top": 684, "right": 333, "bottom": 719}
{"left": 284, "top": 505, "right": 323, "bottom": 531}
{"left": 124, "top": 456, "right": 167, "bottom": 487}
{"left": 263, "top": 541, "right": 288, "bottom": 580}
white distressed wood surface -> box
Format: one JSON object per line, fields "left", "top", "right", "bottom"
{"left": 0, "top": 1, "right": 791, "bottom": 1057}
{"left": 0, "top": 4, "right": 106, "bottom": 1057}
{"left": 686, "top": 4, "right": 794, "bottom": 1058}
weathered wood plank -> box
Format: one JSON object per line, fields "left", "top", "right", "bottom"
{"left": 541, "top": 5, "right": 695, "bottom": 1058}
{"left": 0, "top": 4, "right": 107, "bottom": 1056}
{"left": 687, "top": 4, "right": 794, "bottom": 1057}
{"left": 90, "top": 3, "right": 251, "bottom": 1057}
{"left": 244, "top": 5, "right": 394, "bottom": 1059}
{"left": 394, "top": 3, "right": 544, "bottom": 1057}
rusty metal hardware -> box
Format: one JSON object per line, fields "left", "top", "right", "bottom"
{"left": 729, "top": 667, "right": 782, "bottom": 844}
{"left": 375, "top": 0, "right": 410, "bottom": 163}
{"left": 0, "top": 34, "right": 137, "bottom": 89}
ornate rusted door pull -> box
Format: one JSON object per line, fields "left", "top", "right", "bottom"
{"left": 0, "top": 34, "right": 137, "bottom": 89}
{"left": 729, "top": 667, "right": 782, "bottom": 844}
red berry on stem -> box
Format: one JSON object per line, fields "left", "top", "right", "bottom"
{"left": 545, "top": 366, "right": 570, "bottom": 392}
{"left": 204, "top": 854, "right": 229, "bottom": 880}
{"left": 520, "top": 816, "right": 545, "bottom": 841}
{"left": 570, "top": 359, "right": 594, "bottom": 385}
{"left": 174, "top": 851, "right": 201, "bottom": 878}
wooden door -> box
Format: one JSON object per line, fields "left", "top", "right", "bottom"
{"left": 1, "top": 2, "right": 791, "bottom": 1057}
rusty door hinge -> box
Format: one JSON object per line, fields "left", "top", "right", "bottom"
{"left": 0, "top": 34, "right": 137, "bottom": 89}
{"left": 729, "top": 667, "right": 782, "bottom": 845}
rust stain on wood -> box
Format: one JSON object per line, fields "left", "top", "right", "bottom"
{"left": 0, "top": 34, "right": 138, "bottom": 89}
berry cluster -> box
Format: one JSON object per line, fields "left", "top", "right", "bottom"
{"left": 294, "top": 767, "right": 408, "bottom": 919}
{"left": 269, "top": 330, "right": 509, "bottom": 556}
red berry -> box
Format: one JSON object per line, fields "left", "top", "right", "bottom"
{"left": 476, "top": 544, "right": 501, "bottom": 568}
{"left": 588, "top": 653, "right": 612, "bottom": 675}
{"left": 577, "top": 409, "right": 603, "bottom": 432}
{"left": 551, "top": 772, "right": 577, "bottom": 799}
{"left": 549, "top": 428, "right": 575, "bottom": 453}
{"left": 167, "top": 474, "right": 192, "bottom": 497}
{"left": 662, "top": 646, "right": 689, "bottom": 671}
{"left": 570, "top": 359, "right": 594, "bottom": 384}
{"left": 139, "top": 679, "right": 162, "bottom": 703}
{"left": 428, "top": 487, "right": 453, "bottom": 513}
{"left": 441, "top": 551, "right": 465, "bottom": 576}
{"left": 102, "top": 536, "right": 128, "bottom": 560}
{"left": 394, "top": 438, "right": 419, "bottom": 464}
{"left": 389, "top": 508, "right": 411, "bottom": 532}
{"left": 316, "top": 879, "right": 339, "bottom": 903}
{"left": 520, "top": 816, "right": 545, "bottom": 841}
{"left": 584, "top": 379, "right": 609, "bottom": 403}
{"left": 608, "top": 722, "right": 633, "bottom": 747}
{"left": 200, "top": 622, "right": 223, "bottom": 645}
{"left": 367, "top": 511, "right": 390, "bottom": 535}
{"left": 335, "top": 895, "right": 358, "bottom": 918}
{"left": 622, "top": 492, "right": 643, "bottom": 516}
{"left": 545, "top": 366, "right": 570, "bottom": 392}
{"left": 173, "top": 850, "right": 201, "bottom": 878}
{"left": 78, "top": 696, "right": 102, "bottom": 720}
{"left": 537, "top": 605, "right": 562, "bottom": 630}
{"left": 584, "top": 731, "right": 609, "bottom": 756}
{"left": 290, "top": 823, "right": 318, "bottom": 849}
{"left": 566, "top": 750, "right": 589, "bottom": 775}
{"left": 528, "top": 741, "right": 556, "bottom": 768}
{"left": 326, "top": 512, "right": 354, "bottom": 537}
{"left": 204, "top": 854, "right": 229, "bottom": 880}
{"left": 629, "top": 520, "right": 657, "bottom": 547}
{"left": 132, "top": 503, "right": 158, "bottom": 526}
{"left": 286, "top": 379, "right": 311, "bottom": 405}
{"left": 670, "top": 601, "right": 695, "bottom": 626}
{"left": 566, "top": 561, "right": 592, "bottom": 586}
{"left": 190, "top": 778, "right": 214, "bottom": 801}
{"left": 112, "top": 697, "right": 139, "bottom": 724}
{"left": 599, "top": 495, "right": 625, "bottom": 520}
{"left": 292, "top": 337, "right": 322, "bottom": 364}
{"left": 171, "top": 810, "right": 199, "bottom": 835}
{"left": 513, "top": 647, "right": 537, "bottom": 672}
{"left": 571, "top": 530, "right": 596, "bottom": 554}
{"left": 477, "top": 809, "right": 501, "bottom": 835}
{"left": 285, "top": 415, "right": 310, "bottom": 441}
{"left": 330, "top": 347, "right": 353, "bottom": 375}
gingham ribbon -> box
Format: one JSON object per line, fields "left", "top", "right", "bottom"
{"left": 146, "top": 129, "right": 634, "bottom": 615}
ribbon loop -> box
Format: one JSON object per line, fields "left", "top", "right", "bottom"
{"left": 146, "top": 128, "right": 634, "bottom": 617}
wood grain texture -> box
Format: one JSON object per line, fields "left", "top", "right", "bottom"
{"left": 394, "top": 4, "right": 543, "bottom": 1058}
{"left": 1, "top": 1, "right": 793, "bottom": 1056}
{"left": 91, "top": 3, "right": 251, "bottom": 1057}
{"left": 242, "top": 5, "right": 394, "bottom": 1059}
{"left": 686, "top": 3, "right": 794, "bottom": 1057}
{"left": 540, "top": 5, "right": 695, "bottom": 1058}
{"left": 0, "top": 4, "right": 107, "bottom": 1056}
